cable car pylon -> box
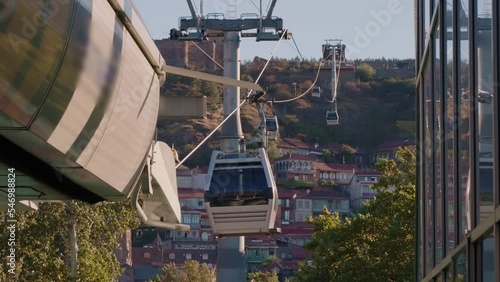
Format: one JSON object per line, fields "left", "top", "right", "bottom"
{"left": 323, "top": 39, "right": 345, "bottom": 126}
{"left": 171, "top": 1, "right": 288, "bottom": 281}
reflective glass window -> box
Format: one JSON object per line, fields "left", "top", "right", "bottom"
{"left": 455, "top": 252, "right": 467, "bottom": 281}
{"left": 448, "top": 269, "right": 453, "bottom": 282}
{"left": 209, "top": 168, "right": 269, "bottom": 194}
{"left": 444, "top": 0, "right": 455, "bottom": 253}
{"left": 458, "top": 0, "right": 470, "bottom": 243}
{"left": 475, "top": 0, "right": 494, "bottom": 223}
{"left": 481, "top": 235, "right": 494, "bottom": 281}
{"left": 419, "top": 82, "right": 425, "bottom": 279}
{"left": 424, "top": 60, "right": 434, "bottom": 273}
{"left": 434, "top": 25, "right": 443, "bottom": 263}
{"left": 424, "top": 0, "right": 432, "bottom": 45}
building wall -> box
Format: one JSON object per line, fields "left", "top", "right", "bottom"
{"left": 274, "top": 159, "right": 315, "bottom": 182}
{"left": 179, "top": 198, "right": 205, "bottom": 210}
{"left": 294, "top": 199, "right": 313, "bottom": 222}
{"left": 416, "top": 0, "right": 499, "bottom": 281}
{"left": 350, "top": 176, "right": 379, "bottom": 210}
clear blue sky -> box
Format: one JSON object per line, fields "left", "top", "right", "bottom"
{"left": 133, "top": 0, "right": 415, "bottom": 62}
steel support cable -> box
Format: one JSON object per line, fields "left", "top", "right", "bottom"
{"left": 291, "top": 35, "right": 304, "bottom": 61}
{"left": 273, "top": 58, "right": 324, "bottom": 104}
{"left": 153, "top": 30, "right": 169, "bottom": 39}
{"left": 175, "top": 100, "right": 245, "bottom": 168}
{"left": 284, "top": 39, "right": 305, "bottom": 62}
{"left": 249, "top": 0, "right": 260, "bottom": 13}
{"left": 176, "top": 28, "right": 288, "bottom": 167}
{"left": 190, "top": 41, "right": 225, "bottom": 70}
{"left": 254, "top": 28, "right": 288, "bottom": 83}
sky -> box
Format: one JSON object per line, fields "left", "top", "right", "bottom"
{"left": 133, "top": 0, "right": 415, "bottom": 62}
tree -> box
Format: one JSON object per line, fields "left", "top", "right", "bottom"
{"left": 294, "top": 147, "right": 416, "bottom": 282}
{"left": 248, "top": 270, "right": 279, "bottom": 282}
{"left": 265, "top": 141, "right": 281, "bottom": 162}
{"left": 322, "top": 149, "right": 333, "bottom": 163}
{"left": 357, "top": 63, "right": 376, "bottom": 81}
{"left": 150, "top": 260, "right": 216, "bottom": 282}
{"left": 261, "top": 255, "right": 281, "bottom": 267}
{"left": 340, "top": 144, "right": 356, "bottom": 163}
{"left": 0, "top": 201, "right": 138, "bottom": 281}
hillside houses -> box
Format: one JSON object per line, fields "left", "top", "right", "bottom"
{"left": 122, "top": 137, "right": 412, "bottom": 281}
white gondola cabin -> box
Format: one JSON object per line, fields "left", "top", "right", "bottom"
{"left": 326, "top": 109, "right": 339, "bottom": 125}
{"left": 265, "top": 116, "right": 279, "bottom": 141}
{"left": 204, "top": 148, "right": 280, "bottom": 237}
{"left": 312, "top": 87, "right": 321, "bottom": 98}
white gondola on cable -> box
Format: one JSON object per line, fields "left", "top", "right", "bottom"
{"left": 265, "top": 116, "right": 279, "bottom": 141}
{"left": 326, "top": 101, "right": 339, "bottom": 125}
{"left": 204, "top": 148, "right": 280, "bottom": 237}
{"left": 311, "top": 86, "right": 321, "bottom": 98}
{"left": 326, "top": 109, "right": 339, "bottom": 125}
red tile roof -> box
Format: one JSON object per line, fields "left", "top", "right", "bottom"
{"left": 278, "top": 228, "right": 314, "bottom": 237}
{"left": 314, "top": 162, "right": 334, "bottom": 171}
{"left": 327, "top": 163, "right": 358, "bottom": 170}
{"left": 315, "top": 162, "right": 357, "bottom": 172}
{"left": 280, "top": 138, "right": 314, "bottom": 150}
{"left": 263, "top": 261, "right": 301, "bottom": 272}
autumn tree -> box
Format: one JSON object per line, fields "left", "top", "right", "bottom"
{"left": 294, "top": 147, "right": 416, "bottom": 282}
{"left": 261, "top": 255, "right": 281, "bottom": 267}
{"left": 265, "top": 141, "right": 281, "bottom": 162}
{"left": 248, "top": 270, "right": 279, "bottom": 282}
{"left": 150, "top": 260, "right": 216, "bottom": 282}
{"left": 357, "top": 63, "right": 376, "bottom": 81}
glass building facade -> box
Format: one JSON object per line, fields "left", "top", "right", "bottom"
{"left": 416, "top": 0, "right": 499, "bottom": 281}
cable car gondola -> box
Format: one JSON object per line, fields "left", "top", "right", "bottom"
{"left": 204, "top": 148, "right": 280, "bottom": 237}
{"left": 326, "top": 109, "right": 339, "bottom": 126}
{"left": 265, "top": 116, "right": 279, "bottom": 141}
{"left": 311, "top": 87, "right": 321, "bottom": 98}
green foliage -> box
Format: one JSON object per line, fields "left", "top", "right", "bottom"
{"left": 397, "top": 120, "right": 416, "bottom": 137}
{"left": 322, "top": 149, "right": 334, "bottom": 163}
{"left": 248, "top": 270, "right": 279, "bottom": 282}
{"left": 0, "top": 201, "right": 138, "bottom": 281}
{"left": 294, "top": 147, "right": 416, "bottom": 282}
{"left": 357, "top": 63, "right": 376, "bottom": 81}
{"left": 261, "top": 255, "right": 281, "bottom": 267}
{"left": 265, "top": 141, "right": 281, "bottom": 162}
{"left": 150, "top": 260, "right": 216, "bottom": 282}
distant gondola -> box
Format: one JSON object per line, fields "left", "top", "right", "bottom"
{"left": 312, "top": 87, "right": 321, "bottom": 98}
{"left": 326, "top": 109, "right": 339, "bottom": 126}
{"left": 265, "top": 116, "right": 279, "bottom": 141}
